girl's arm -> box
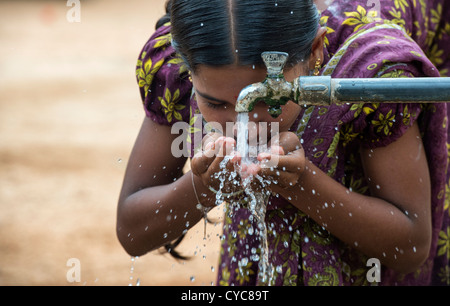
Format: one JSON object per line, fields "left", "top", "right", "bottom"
{"left": 275, "top": 121, "right": 432, "bottom": 273}
{"left": 116, "top": 117, "right": 214, "bottom": 256}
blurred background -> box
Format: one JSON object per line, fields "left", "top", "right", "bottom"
{"left": 0, "top": 0, "right": 222, "bottom": 285}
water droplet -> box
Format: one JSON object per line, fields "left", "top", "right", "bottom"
{"left": 128, "top": 256, "right": 139, "bottom": 286}
{"left": 190, "top": 276, "right": 195, "bottom": 282}
{"left": 200, "top": 22, "right": 204, "bottom": 26}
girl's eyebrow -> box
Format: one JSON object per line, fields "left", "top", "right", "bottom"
{"left": 195, "top": 89, "right": 230, "bottom": 104}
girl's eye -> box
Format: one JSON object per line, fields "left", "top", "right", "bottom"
{"left": 205, "top": 101, "right": 224, "bottom": 109}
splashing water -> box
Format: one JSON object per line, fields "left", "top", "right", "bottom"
{"left": 234, "top": 112, "right": 274, "bottom": 285}
{"left": 204, "top": 113, "right": 274, "bottom": 285}
{"left": 247, "top": 188, "right": 273, "bottom": 285}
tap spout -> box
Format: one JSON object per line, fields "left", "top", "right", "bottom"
{"left": 235, "top": 52, "right": 294, "bottom": 118}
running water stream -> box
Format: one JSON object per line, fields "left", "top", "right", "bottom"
{"left": 235, "top": 112, "right": 273, "bottom": 285}
{"left": 236, "top": 113, "right": 249, "bottom": 162}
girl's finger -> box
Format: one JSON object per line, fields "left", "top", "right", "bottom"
{"left": 258, "top": 162, "right": 301, "bottom": 188}
{"left": 191, "top": 153, "right": 212, "bottom": 176}
{"left": 204, "top": 137, "right": 235, "bottom": 179}
{"left": 260, "top": 149, "right": 304, "bottom": 172}
{"left": 191, "top": 137, "right": 225, "bottom": 175}
{"left": 203, "top": 133, "right": 222, "bottom": 150}
{"left": 269, "top": 145, "right": 285, "bottom": 155}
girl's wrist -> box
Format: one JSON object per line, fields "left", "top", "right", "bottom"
{"left": 190, "top": 172, "right": 218, "bottom": 208}
{"left": 207, "top": 185, "right": 245, "bottom": 200}
{"left": 265, "top": 159, "right": 309, "bottom": 201}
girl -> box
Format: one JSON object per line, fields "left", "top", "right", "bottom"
{"left": 117, "top": 0, "right": 450, "bottom": 285}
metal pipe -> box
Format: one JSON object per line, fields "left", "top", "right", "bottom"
{"left": 295, "top": 76, "right": 450, "bottom": 106}
{"left": 235, "top": 52, "right": 450, "bottom": 117}
{"left": 331, "top": 77, "right": 450, "bottom": 104}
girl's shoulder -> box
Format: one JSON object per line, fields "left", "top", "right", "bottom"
{"left": 321, "top": 0, "right": 448, "bottom": 58}
{"left": 316, "top": 0, "right": 446, "bottom": 150}
{"left": 135, "top": 23, "right": 193, "bottom": 126}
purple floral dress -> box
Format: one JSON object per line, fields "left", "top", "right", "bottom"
{"left": 135, "top": 0, "right": 450, "bottom": 285}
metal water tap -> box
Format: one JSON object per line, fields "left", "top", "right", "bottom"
{"left": 235, "top": 51, "right": 450, "bottom": 117}
{"left": 235, "top": 52, "right": 295, "bottom": 117}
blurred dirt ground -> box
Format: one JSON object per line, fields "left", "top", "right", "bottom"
{"left": 0, "top": 0, "right": 222, "bottom": 286}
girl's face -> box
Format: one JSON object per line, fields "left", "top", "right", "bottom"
{"left": 191, "top": 63, "right": 307, "bottom": 142}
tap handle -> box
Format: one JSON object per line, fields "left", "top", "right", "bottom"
{"left": 261, "top": 52, "right": 289, "bottom": 77}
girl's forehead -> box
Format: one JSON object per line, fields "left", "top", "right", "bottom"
{"left": 193, "top": 64, "right": 267, "bottom": 80}
{"left": 192, "top": 65, "right": 268, "bottom": 92}
{"left": 192, "top": 62, "right": 307, "bottom": 90}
